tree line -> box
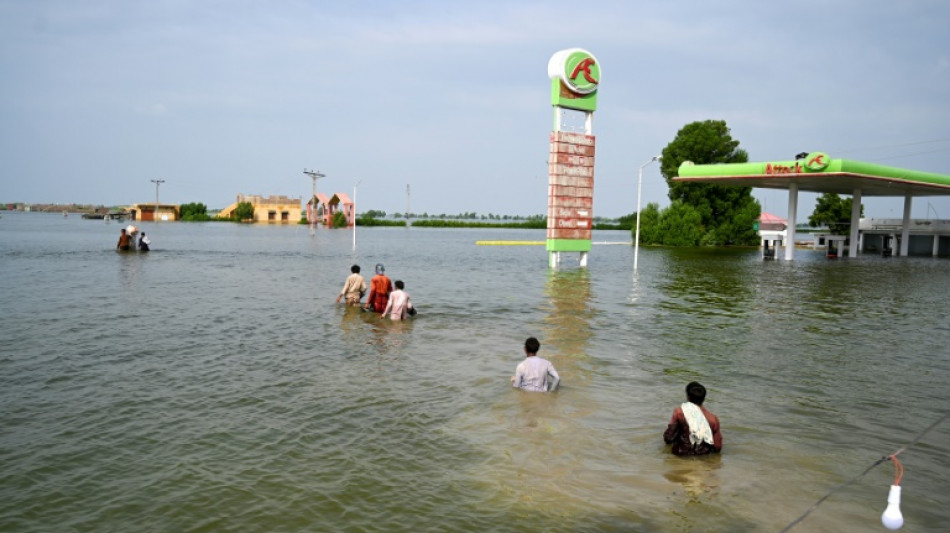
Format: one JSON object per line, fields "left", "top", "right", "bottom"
{"left": 636, "top": 119, "right": 860, "bottom": 246}
{"left": 201, "top": 120, "right": 862, "bottom": 239}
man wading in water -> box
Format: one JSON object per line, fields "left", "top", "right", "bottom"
{"left": 511, "top": 337, "right": 560, "bottom": 392}
{"left": 663, "top": 381, "right": 722, "bottom": 456}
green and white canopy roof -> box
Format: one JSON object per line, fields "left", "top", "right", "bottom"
{"left": 675, "top": 152, "right": 950, "bottom": 197}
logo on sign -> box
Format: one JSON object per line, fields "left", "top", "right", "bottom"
{"left": 804, "top": 152, "right": 830, "bottom": 171}
{"left": 549, "top": 48, "right": 601, "bottom": 95}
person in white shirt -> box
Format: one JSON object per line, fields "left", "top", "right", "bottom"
{"left": 511, "top": 337, "right": 560, "bottom": 392}
{"left": 381, "top": 280, "right": 413, "bottom": 320}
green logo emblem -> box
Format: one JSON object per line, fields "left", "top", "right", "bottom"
{"left": 548, "top": 48, "right": 601, "bottom": 112}
{"left": 551, "top": 49, "right": 600, "bottom": 95}
{"left": 804, "top": 152, "right": 830, "bottom": 171}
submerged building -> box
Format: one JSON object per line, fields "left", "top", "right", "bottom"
{"left": 217, "top": 194, "right": 303, "bottom": 223}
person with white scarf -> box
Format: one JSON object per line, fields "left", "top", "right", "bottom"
{"left": 663, "top": 381, "right": 722, "bottom": 456}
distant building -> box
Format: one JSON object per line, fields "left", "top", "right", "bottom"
{"left": 217, "top": 194, "right": 302, "bottom": 223}
{"left": 757, "top": 212, "right": 787, "bottom": 242}
{"left": 757, "top": 212, "right": 788, "bottom": 259}
{"left": 130, "top": 203, "right": 179, "bottom": 221}
{"left": 306, "top": 192, "right": 354, "bottom": 227}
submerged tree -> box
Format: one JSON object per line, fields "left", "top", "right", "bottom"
{"left": 808, "top": 193, "right": 863, "bottom": 235}
{"left": 180, "top": 202, "right": 210, "bottom": 221}
{"left": 330, "top": 210, "right": 348, "bottom": 228}
{"left": 232, "top": 202, "right": 254, "bottom": 221}
{"left": 650, "top": 119, "right": 760, "bottom": 246}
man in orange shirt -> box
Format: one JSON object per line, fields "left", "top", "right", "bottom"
{"left": 364, "top": 263, "right": 393, "bottom": 313}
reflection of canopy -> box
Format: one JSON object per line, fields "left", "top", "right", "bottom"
{"left": 676, "top": 158, "right": 950, "bottom": 197}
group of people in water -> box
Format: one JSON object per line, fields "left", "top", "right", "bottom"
{"left": 116, "top": 228, "right": 150, "bottom": 252}
{"left": 508, "top": 336, "right": 722, "bottom": 456}
{"left": 335, "top": 263, "right": 415, "bottom": 321}
{"left": 337, "top": 264, "right": 722, "bottom": 456}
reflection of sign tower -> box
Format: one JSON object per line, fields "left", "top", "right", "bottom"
{"left": 547, "top": 48, "right": 600, "bottom": 268}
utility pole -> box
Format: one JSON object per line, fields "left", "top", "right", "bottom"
{"left": 303, "top": 169, "right": 326, "bottom": 230}
{"left": 406, "top": 184, "right": 410, "bottom": 226}
{"left": 303, "top": 169, "right": 326, "bottom": 198}
{"left": 151, "top": 179, "right": 165, "bottom": 221}
{"left": 353, "top": 180, "right": 361, "bottom": 251}
{"left": 151, "top": 179, "right": 165, "bottom": 206}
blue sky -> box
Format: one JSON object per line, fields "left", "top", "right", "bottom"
{"left": 2, "top": 0, "right": 949, "bottom": 221}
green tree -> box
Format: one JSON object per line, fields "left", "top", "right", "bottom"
{"left": 637, "top": 203, "right": 662, "bottom": 245}
{"left": 616, "top": 212, "right": 637, "bottom": 230}
{"left": 180, "top": 202, "right": 210, "bottom": 221}
{"left": 656, "top": 201, "right": 704, "bottom": 246}
{"left": 657, "top": 119, "right": 760, "bottom": 245}
{"left": 330, "top": 210, "right": 348, "bottom": 228}
{"left": 233, "top": 202, "right": 254, "bottom": 221}
{"left": 808, "top": 193, "right": 863, "bottom": 235}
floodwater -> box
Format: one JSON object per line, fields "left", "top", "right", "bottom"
{"left": 1, "top": 211, "right": 948, "bottom": 533}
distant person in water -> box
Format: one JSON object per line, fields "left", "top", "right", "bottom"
{"left": 511, "top": 337, "right": 559, "bottom": 392}
{"left": 116, "top": 228, "right": 131, "bottom": 251}
{"left": 335, "top": 264, "right": 366, "bottom": 306}
{"left": 364, "top": 263, "right": 393, "bottom": 313}
{"left": 663, "top": 381, "right": 722, "bottom": 456}
{"left": 138, "top": 232, "right": 150, "bottom": 252}
{"left": 381, "top": 280, "right": 413, "bottom": 320}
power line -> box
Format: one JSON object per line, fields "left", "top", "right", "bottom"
{"left": 863, "top": 146, "right": 950, "bottom": 163}
{"left": 778, "top": 411, "right": 950, "bottom": 533}
{"left": 831, "top": 138, "right": 950, "bottom": 156}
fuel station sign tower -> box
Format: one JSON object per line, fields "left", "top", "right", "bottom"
{"left": 546, "top": 48, "right": 601, "bottom": 268}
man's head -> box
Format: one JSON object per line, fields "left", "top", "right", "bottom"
{"left": 686, "top": 381, "right": 706, "bottom": 405}
{"left": 524, "top": 337, "right": 540, "bottom": 356}
{"left": 394, "top": 280, "right": 404, "bottom": 290}
{"left": 120, "top": 229, "right": 127, "bottom": 234}
{"left": 350, "top": 265, "right": 360, "bottom": 273}
{"left": 376, "top": 263, "right": 385, "bottom": 275}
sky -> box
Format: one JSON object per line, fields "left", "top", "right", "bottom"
{"left": 2, "top": 0, "right": 949, "bottom": 222}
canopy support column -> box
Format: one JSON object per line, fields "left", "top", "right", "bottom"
{"left": 900, "top": 194, "right": 912, "bottom": 256}
{"left": 849, "top": 188, "right": 862, "bottom": 258}
{"left": 785, "top": 183, "right": 798, "bottom": 261}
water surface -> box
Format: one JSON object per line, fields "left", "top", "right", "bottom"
{"left": 1, "top": 212, "right": 948, "bottom": 532}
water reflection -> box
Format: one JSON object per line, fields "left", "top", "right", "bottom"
{"left": 542, "top": 269, "right": 594, "bottom": 372}
{"left": 338, "top": 305, "right": 413, "bottom": 358}
{"left": 118, "top": 251, "right": 145, "bottom": 289}
{"left": 656, "top": 248, "right": 756, "bottom": 319}
{"left": 662, "top": 453, "right": 723, "bottom": 500}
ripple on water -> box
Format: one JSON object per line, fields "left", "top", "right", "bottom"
{"left": 1, "top": 219, "right": 949, "bottom": 531}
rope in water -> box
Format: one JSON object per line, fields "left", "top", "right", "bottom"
{"left": 778, "top": 411, "right": 950, "bottom": 533}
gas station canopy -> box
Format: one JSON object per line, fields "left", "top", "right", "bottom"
{"left": 674, "top": 153, "right": 950, "bottom": 197}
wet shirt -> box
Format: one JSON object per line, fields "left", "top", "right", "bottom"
{"left": 367, "top": 275, "right": 393, "bottom": 312}
{"left": 663, "top": 404, "right": 723, "bottom": 456}
{"left": 340, "top": 273, "right": 366, "bottom": 298}
{"left": 513, "top": 356, "right": 559, "bottom": 392}
{"left": 382, "top": 289, "right": 410, "bottom": 320}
